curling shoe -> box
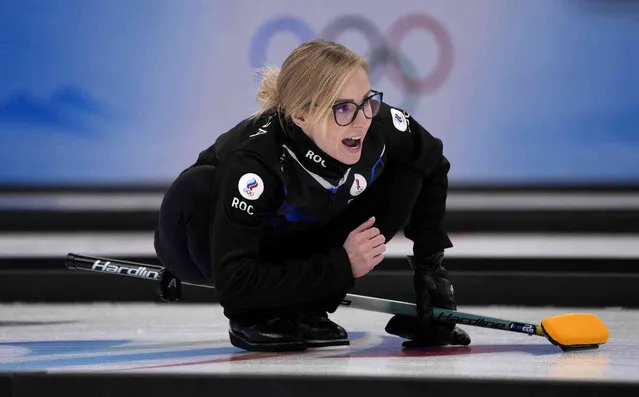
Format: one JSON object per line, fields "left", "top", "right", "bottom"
{"left": 297, "top": 312, "right": 349, "bottom": 348}
{"left": 229, "top": 317, "right": 307, "bottom": 352}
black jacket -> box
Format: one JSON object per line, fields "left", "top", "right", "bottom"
{"left": 190, "top": 102, "right": 449, "bottom": 312}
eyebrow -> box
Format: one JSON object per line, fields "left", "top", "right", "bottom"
{"left": 333, "top": 89, "right": 373, "bottom": 105}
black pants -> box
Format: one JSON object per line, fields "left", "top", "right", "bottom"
{"left": 154, "top": 164, "right": 451, "bottom": 322}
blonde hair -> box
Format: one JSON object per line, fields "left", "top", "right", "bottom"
{"left": 254, "top": 39, "right": 368, "bottom": 135}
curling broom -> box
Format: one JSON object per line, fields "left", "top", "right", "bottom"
{"left": 65, "top": 253, "right": 608, "bottom": 351}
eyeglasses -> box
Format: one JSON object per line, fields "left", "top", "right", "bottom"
{"left": 331, "top": 90, "right": 383, "bottom": 127}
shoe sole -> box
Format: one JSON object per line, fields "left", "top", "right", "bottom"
{"left": 229, "top": 330, "right": 308, "bottom": 352}
{"left": 306, "top": 339, "right": 350, "bottom": 348}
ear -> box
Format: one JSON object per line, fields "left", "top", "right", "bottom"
{"left": 291, "top": 113, "right": 307, "bottom": 129}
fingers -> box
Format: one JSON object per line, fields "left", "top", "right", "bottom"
{"left": 371, "top": 243, "right": 386, "bottom": 259}
{"left": 371, "top": 252, "right": 385, "bottom": 267}
{"left": 357, "top": 227, "right": 379, "bottom": 241}
{"left": 345, "top": 216, "right": 388, "bottom": 277}
{"left": 370, "top": 234, "right": 385, "bottom": 248}
{"left": 352, "top": 216, "right": 375, "bottom": 233}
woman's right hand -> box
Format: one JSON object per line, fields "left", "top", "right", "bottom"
{"left": 343, "top": 216, "right": 386, "bottom": 278}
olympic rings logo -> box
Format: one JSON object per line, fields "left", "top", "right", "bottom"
{"left": 250, "top": 14, "right": 454, "bottom": 109}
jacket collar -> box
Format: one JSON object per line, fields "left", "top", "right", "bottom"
{"left": 278, "top": 113, "right": 350, "bottom": 182}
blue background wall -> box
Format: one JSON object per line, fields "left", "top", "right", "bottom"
{"left": 1, "top": 0, "right": 637, "bottom": 187}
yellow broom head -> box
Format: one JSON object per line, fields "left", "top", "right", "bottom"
{"left": 540, "top": 313, "right": 609, "bottom": 350}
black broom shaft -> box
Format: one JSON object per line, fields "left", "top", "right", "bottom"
{"left": 65, "top": 253, "right": 546, "bottom": 336}
{"left": 65, "top": 253, "right": 217, "bottom": 289}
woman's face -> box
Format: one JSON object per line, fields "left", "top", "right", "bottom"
{"left": 297, "top": 67, "right": 380, "bottom": 165}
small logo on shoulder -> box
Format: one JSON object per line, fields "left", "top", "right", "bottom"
{"left": 390, "top": 108, "right": 407, "bottom": 132}
{"left": 238, "top": 173, "right": 264, "bottom": 200}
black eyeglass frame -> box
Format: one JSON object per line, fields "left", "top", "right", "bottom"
{"left": 331, "top": 90, "right": 383, "bottom": 127}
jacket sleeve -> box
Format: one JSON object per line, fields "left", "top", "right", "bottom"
{"left": 379, "top": 105, "right": 453, "bottom": 257}
{"left": 209, "top": 152, "right": 354, "bottom": 311}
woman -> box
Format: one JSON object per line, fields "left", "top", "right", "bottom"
{"left": 154, "top": 39, "right": 470, "bottom": 351}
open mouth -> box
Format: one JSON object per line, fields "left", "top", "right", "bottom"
{"left": 342, "top": 136, "right": 362, "bottom": 150}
